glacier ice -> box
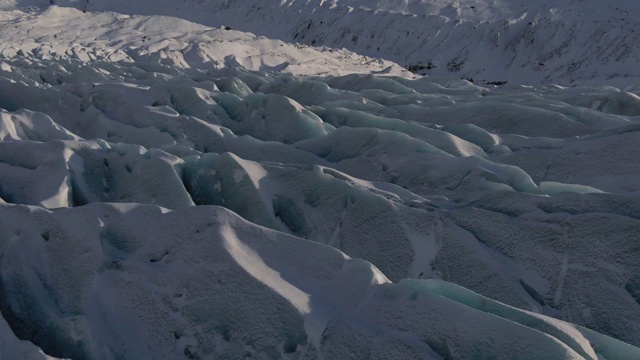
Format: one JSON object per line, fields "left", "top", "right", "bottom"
{"left": 1, "top": 203, "right": 639, "bottom": 359}
{"left": 0, "top": 4, "right": 640, "bottom": 359}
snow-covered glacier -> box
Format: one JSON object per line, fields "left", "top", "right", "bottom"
{"left": 1, "top": 4, "right": 640, "bottom": 360}
{"left": 51, "top": 0, "right": 640, "bottom": 86}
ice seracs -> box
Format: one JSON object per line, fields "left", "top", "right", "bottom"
{"left": 1, "top": 2, "right": 640, "bottom": 359}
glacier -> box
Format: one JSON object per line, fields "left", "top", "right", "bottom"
{"left": 1, "top": 3, "right": 640, "bottom": 360}
{"left": 49, "top": 0, "right": 640, "bottom": 87}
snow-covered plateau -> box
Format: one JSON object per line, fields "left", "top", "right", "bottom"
{"left": 1, "top": 2, "right": 640, "bottom": 360}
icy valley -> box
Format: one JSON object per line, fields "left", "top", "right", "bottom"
{"left": 1, "top": 2, "right": 640, "bottom": 359}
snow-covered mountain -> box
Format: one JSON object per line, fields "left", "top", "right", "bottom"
{"left": 1, "top": 2, "right": 640, "bottom": 360}
{"left": 42, "top": 0, "right": 640, "bottom": 87}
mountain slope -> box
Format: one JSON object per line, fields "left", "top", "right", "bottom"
{"left": 47, "top": 0, "right": 640, "bottom": 86}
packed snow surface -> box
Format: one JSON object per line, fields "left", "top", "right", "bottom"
{"left": 1, "top": 4, "right": 640, "bottom": 360}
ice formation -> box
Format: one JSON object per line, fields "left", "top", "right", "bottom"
{"left": 0, "top": 3, "right": 640, "bottom": 360}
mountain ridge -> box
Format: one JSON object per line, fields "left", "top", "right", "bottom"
{"left": 43, "top": 0, "right": 640, "bottom": 87}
